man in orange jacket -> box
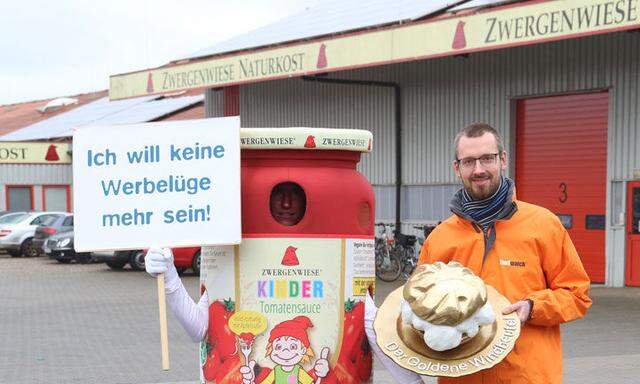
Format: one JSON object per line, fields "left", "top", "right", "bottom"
{"left": 414, "top": 122, "right": 592, "bottom": 383}
{"left": 364, "top": 122, "right": 592, "bottom": 384}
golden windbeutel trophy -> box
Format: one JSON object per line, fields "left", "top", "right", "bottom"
{"left": 374, "top": 262, "right": 521, "bottom": 377}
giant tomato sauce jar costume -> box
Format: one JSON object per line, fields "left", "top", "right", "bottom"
{"left": 199, "top": 128, "right": 375, "bottom": 384}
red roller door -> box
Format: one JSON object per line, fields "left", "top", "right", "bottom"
{"left": 516, "top": 92, "right": 608, "bottom": 283}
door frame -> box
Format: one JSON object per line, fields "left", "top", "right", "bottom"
{"left": 625, "top": 180, "right": 640, "bottom": 286}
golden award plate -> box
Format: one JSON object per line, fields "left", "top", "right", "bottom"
{"left": 374, "top": 285, "right": 520, "bottom": 377}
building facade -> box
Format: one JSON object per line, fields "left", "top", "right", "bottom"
{"left": 109, "top": 0, "right": 640, "bottom": 286}
{"left": 202, "top": 31, "right": 640, "bottom": 287}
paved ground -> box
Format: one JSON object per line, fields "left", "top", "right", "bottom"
{"left": 0, "top": 254, "right": 638, "bottom": 383}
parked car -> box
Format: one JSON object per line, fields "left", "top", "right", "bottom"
{"left": 173, "top": 247, "right": 201, "bottom": 275}
{"left": 43, "top": 230, "right": 113, "bottom": 264}
{"left": 33, "top": 214, "right": 73, "bottom": 255}
{"left": 0, "top": 211, "right": 27, "bottom": 220}
{"left": 0, "top": 211, "right": 28, "bottom": 223}
{"left": 100, "top": 247, "right": 201, "bottom": 274}
{"left": 98, "top": 249, "right": 146, "bottom": 271}
{"left": 0, "top": 212, "right": 67, "bottom": 257}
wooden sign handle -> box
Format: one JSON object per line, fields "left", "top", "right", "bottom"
{"left": 157, "top": 273, "right": 170, "bottom": 370}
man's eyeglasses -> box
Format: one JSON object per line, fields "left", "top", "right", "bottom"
{"left": 455, "top": 153, "right": 499, "bottom": 170}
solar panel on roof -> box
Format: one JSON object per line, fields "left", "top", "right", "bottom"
{"left": 450, "top": 0, "right": 513, "bottom": 11}
{"left": 0, "top": 95, "right": 204, "bottom": 141}
{"left": 182, "top": 0, "right": 471, "bottom": 61}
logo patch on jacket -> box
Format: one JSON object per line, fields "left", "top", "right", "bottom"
{"left": 499, "top": 259, "right": 525, "bottom": 267}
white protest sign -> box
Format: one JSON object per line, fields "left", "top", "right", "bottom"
{"left": 72, "top": 117, "right": 241, "bottom": 252}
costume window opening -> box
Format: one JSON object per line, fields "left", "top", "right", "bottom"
{"left": 270, "top": 182, "right": 306, "bottom": 226}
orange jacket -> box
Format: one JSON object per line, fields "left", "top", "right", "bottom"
{"left": 418, "top": 199, "right": 592, "bottom": 384}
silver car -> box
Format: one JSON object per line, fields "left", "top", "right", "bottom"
{"left": 0, "top": 212, "right": 67, "bottom": 257}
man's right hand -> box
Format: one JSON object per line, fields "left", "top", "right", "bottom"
{"left": 240, "top": 360, "right": 256, "bottom": 384}
{"left": 145, "top": 247, "right": 176, "bottom": 278}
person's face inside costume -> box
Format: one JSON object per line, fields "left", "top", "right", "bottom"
{"left": 270, "top": 182, "right": 306, "bottom": 226}
{"left": 270, "top": 336, "right": 307, "bottom": 367}
{"left": 454, "top": 132, "right": 507, "bottom": 200}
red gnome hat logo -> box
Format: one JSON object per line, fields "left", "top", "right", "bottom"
{"left": 281, "top": 246, "right": 300, "bottom": 266}
{"left": 45, "top": 145, "right": 60, "bottom": 161}
{"left": 452, "top": 21, "right": 467, "bottom": 50}
{"left": 146, "top": 73, "right": 154, "bottom": 93}
{"left": 304, "top": 135, "right": 316, "bottom": 148}
{"left": 316, "top": 43, "right": 328, "bottom": 69}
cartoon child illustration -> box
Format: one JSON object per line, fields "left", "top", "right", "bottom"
{"left": 240, "top": 316, "right": 330, "bottom": 384}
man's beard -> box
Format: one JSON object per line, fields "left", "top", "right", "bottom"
{"left": 464, "top": 171, "right": 502, "bottom": 200}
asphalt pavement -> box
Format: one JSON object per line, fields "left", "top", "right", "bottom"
{"left": 0, "top": 254, "right": 638, "bottom": 383}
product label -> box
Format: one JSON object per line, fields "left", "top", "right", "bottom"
{"left": 199, "top": 237, "right": 374, "bottom": 384}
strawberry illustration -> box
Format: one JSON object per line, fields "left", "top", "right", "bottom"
{"left": 202, "top": 298, "right": 239, "bottom": 382}
{"left": 335, "top": 298, "right": 371, "bottom": 381}
{"left": 208, "top": 299, "right": 237, "bottom": 360}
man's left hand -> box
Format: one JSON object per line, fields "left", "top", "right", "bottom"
{"left": 502, "top": 300, "right": 532, "bottom": 324}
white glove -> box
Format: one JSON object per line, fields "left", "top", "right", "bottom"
{"left": 146, "top": 247, "right": 208, "bottom": 342}
{"left": 145, "top": 247, "right": 179, "bottom": 291}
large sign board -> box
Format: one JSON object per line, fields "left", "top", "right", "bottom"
{"left": 72, "top": 117, "right": 241, "bottom": 251}
{"left": 110, "top": 0, "right": 640, "bottom": 100}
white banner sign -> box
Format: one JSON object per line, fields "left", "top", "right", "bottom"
{"left": 72, "top": 117, "right": 241, "bottom": 252}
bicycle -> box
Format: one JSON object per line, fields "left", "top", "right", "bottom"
{"left": 413, "top": 223, "right": 437, "bottom": 252}
{"left": 405, "top": 223, "right": 439, "bottom": 278}
{"left": 374, "top": 223, "right": 402, "bottom": 282}
{"left": 392, "top": 230, "right": 418, "bottom": 280}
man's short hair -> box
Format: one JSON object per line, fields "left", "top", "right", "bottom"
{"left": 454, "top": 123, "right": 505, "bottom": 158}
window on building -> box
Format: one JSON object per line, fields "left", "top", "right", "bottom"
{"left": 43, "top": 186, "right": 70, "bottom": 212}
{"left": 7, "top": 186, "right": 33, "bottom": 211}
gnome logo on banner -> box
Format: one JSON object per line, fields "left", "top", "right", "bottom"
{"left": 281, "top": 246, "right": 300, "bottom": 266}
{"left": 316, "top": 43, "right": 328, "bottom": 69}
{"left": 45, "top": 145, "right": 60, "bottom": 161}
{"left": 146, "top": 73, "right": 154, "bottom": 93}
{"left": 452, "top": 20, "right": 467, "bottom": 50}
{"left": 304, "top": 135, "right": 316, "bottom": 148}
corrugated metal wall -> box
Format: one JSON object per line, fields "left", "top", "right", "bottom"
{"left": 239, "top": 80, "right": 396, "bottom": 185}
{"left": 372, "top": 186, "right": 396, "bottom": 223}
{"left": 0, "top": 164, "right": 72, "bottom": 211}
{"left": 205, "top": 31, "right": 639, "bottom": 285}
{"left": 238, "top": 81, "right": 397, "bottom": 220}
{"left": 207, "top": 84, "right": 399, "bottom": 220}
{"left": 0, "top": 164, "right": 72, "bottom": 184}
{"left": 326, "top": 31, "right": 639, "bottom": 184}
{"left": 205, "top": 88, "right": 224, "bottom": 118}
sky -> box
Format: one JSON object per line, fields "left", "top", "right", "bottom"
{"left": 0, "top": 0, "right": 319, "bottom": 105}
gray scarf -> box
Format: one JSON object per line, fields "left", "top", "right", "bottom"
{"left": 450, "top": 177, "right": 518, "bottom": 261}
